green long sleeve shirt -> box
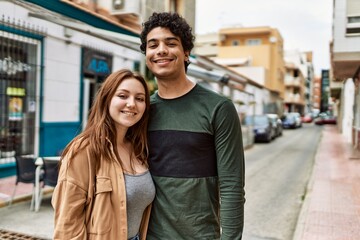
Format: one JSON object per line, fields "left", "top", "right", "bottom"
{"left": 147, "top": 84, "right": 245, "bottom": 240}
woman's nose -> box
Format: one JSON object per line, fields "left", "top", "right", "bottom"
{"left": 126, "top": 98, "right": 135, "bottom": 108}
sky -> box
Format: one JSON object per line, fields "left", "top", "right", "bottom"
{"left": 195, "top": 0, "right": 333, "bottom": 77}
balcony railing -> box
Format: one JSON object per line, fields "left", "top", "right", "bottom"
{"left": 285, "top": 76, "right": 302, "bottom": 86}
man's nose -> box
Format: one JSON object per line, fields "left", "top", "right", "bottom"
{"left": 157, "top": 42, "right": 168, "bottom": 55}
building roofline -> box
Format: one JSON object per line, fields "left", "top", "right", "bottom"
{"left": 25, "top": 0, "right": 139, "bottom": 37}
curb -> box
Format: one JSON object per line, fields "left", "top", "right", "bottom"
{"left": 0, "top": 188, "right": 54, "bottom": 209}
{"left": 0, "top": 194, "right": 33, "bottom": 208}
{"left": 292, "top": 130, "right": 323, "bottom": 240}
{"left": 292, "top": 164, "right": 316, "bottom": 240}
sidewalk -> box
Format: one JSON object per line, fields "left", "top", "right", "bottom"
{"left": 294, "top": 125, "right": 360, "bottom": 240}
{"left": 0, "top": 176, "right": 54, "bottom": 239}
{"left": 0, "top": 125, "right": 359, "bottom": 239}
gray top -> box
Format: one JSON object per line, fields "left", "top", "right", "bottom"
{"left": 124, "top": 170, "right": 155, "bottom": 238}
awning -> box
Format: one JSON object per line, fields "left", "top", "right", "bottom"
{"left": 16, "top": 0, "right": 140, "bottom": 51}
{"left": 187, "top": 64, "right": 226, "bottom": 83}
{"left": 29, "top": 11, "right": 141, "bottom": 52}
{"left": 191, "top": 55, "right": 248, "bottom": 85}
{"left": 24, "top": 0, "right": 138, "bottom": 36}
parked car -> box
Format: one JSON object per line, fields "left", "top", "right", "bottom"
{"left": 314, "top": 113, "right": 337, "bottom": 125}
{"left": 267, "top": 113, "right": 283, "bottom": 137}
{"left": 245, "top": 115, "right": 276, "bottom": 143}
{"left": 282, "top": 112, "right": 302, "bottom": 129}
{"left": 301, "top": 113, "right": 313, "bottom": 123}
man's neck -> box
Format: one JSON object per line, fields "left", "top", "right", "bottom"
{"left": 156, "top": 76, "right": 195, "bottom": 99}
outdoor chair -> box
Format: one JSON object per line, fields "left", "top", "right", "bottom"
{"left": 10, "top": 156, "right": 43, "bottom": 210}
{"left": 36, "top": 157, "right": 59, "bottom": 211}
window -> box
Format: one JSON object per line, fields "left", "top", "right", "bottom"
{"left": 346, "top": 16, "right": 360, "bottom": 34}
{"left": 0, "top": 36, "right": 40, "bottom": 156}
{"left": 346, "top": 0, "right": 360, "bottom": 34}
{"left": 294, "top": 69, "right": 299, "bottom": 78}
{"left": 346, "top": 27, "right": 360, "bottom": 34}
{"left": 348, "top": 16, "right": 360, "bottom": 23}
{"left": 232, "top": 40, "right": 240, "bottom": 46}
{"left": 346, "top": 0, "right": 360, "bottom": 17}
{"left": 246, "top": 39, "right": 261, "bottom": 46}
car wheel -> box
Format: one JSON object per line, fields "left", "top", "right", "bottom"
{"left": 266, "top": 134, "right": 272, "bottom": 143}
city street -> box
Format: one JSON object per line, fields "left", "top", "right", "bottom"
{"left": 1, "top": 124, "right": 360, "bottom": 240}
{"left": 243, "top": 124, "right": 322, "bottom": 239}
{"left": 0, "top": 123, "right": 322, "bottom": 240}
{"left": 0, "top": 0, "right": 359, "bottom": 240}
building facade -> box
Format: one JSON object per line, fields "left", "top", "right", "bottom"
{"left": 217, "top": 26, "right": 285, "bottom": 116}
{"left": 312, "top": 76, "right": 322, "bottom": 112}
{"left": 284, "top": 63, "right": 305, "bottom": 114}
{"left": 284, "top": 50, "right": 315, "bottom": 115}
{"left": 0, "top": 0, "right": 143, "bottom": 177}
{"left": 0, "top": 0, "right": 257, "bottom": 177}
{"left": 195, "top": 27, "right": 286, "bottom": 117}
{"left": 330, "top": 0, "right": 360, "bottom": 149}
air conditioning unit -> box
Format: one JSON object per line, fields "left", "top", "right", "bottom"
{"left": 111, "top": 0, "right": 141, "bottom": 16}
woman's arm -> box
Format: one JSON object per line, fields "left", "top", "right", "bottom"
{"left": 52, "top": 151, "right": 91, "bottom": 240}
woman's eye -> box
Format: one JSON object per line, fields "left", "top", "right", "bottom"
{"left": 118, "top": 94, "right": 127, "bottom": 99}
{"left": 136, "top": 97, "right": 145, "bottom": 102}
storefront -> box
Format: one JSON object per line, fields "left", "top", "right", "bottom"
{"left": 0, "top": 20, "right": 44, "bottom": 177}
{"left": 80, "top": 47, "right": 113, "bottom": 129}
{"left": 0, "top": 0, "right": 143, "bottom": 178}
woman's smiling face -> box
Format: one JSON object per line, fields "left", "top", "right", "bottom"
{"left": 109, "top": 77, "right": 146, "bottom": 132}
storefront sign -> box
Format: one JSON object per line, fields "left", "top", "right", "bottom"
{"left": 6, "top": 87, "right": 26, "bottom": 96}
{"left": 0, "top": 56, "right": 32, "bottom": 75}
{"left": 82, "top": 48, "right": 112, "bottom": 76}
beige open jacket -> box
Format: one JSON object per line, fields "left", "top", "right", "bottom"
{"left": 51, "top": 144, "right": 152, "bottom": 240}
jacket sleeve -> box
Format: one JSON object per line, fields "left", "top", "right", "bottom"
{"left": 51, "top": 151, "right": 90, "bottom": 240}
{"left": 213, "top": 100, "right": 245, "bottom": 240}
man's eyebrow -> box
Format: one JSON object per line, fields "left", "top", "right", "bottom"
{"left": 164, "top": 37, "right": 180, "bottom": 42}
{"left": 147, "top": 37, "right": 180, "bottom": 43}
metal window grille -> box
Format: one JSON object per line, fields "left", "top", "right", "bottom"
{"left": 0, "top": 16, "right": 44, "bottom": 159}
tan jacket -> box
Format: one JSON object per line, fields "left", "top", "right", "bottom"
{"left": 51, "top": 145, "right": 151, "bottom": 240}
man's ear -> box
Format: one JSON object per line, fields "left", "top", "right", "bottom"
{"left": 184, "top": 51, "right": 190, "bottom": 61}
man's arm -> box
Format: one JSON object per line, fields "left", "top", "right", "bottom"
{"left": 213, "top": 100, "right": 245, "bottom": 240}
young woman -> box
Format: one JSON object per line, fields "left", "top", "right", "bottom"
{"left": 52, "top": 69, "right": 154, "bottom": 240}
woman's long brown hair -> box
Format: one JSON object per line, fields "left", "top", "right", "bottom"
{"left": 60, "top": 69, "right": 150, "bottom": 170}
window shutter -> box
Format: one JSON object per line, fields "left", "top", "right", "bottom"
{"left": 347, "top": 0, "right": 360, "bottom": 17}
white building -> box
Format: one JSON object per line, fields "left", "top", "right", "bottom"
{"left": 331, "top": 0, "right": 360, "bottom": 148}
{"left": 0, "top": 0, "right": 143, "bottom": 175}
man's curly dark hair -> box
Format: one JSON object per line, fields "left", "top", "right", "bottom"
{"left": 140, "top": 12, "right": 195, "bottom": 56}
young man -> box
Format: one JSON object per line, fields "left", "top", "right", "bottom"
{"left": 140, "top": 12, "right": 245, "bottom": 239}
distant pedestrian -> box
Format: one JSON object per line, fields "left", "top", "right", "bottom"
{"left": 52, "top": 69, "right": 154, "bottom": 240}
{"left": 140, "top": 12, "right": 246, "bottom": 239}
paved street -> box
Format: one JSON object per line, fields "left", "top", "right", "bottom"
{"left": 243, "top": 124, "right": 322, "bottom": 239}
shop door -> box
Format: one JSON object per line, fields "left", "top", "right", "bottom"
{"left": 82, "top": 78, "right": 101, "bottom": 130}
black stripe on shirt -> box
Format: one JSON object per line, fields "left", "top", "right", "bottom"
{"left": 148, "top": 130, "right": 217, "bottom": 178}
